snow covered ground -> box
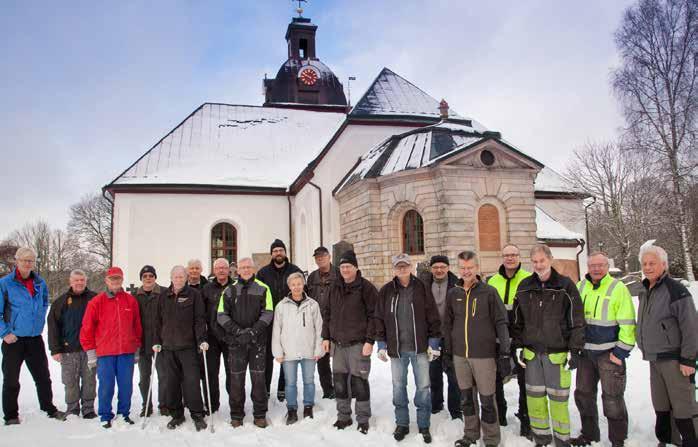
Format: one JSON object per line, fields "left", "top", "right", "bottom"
{"left": 2, "top": 284, "right": 697, "bottom": 446}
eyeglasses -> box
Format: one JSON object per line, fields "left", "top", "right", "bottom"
{"left": 502, "top": 254, "right": 519, "bottom": 258}
{"left": 142, "top": 274, "right": 155, "bottom": 279}
{"left": 17, "top": 258, "right": 36, "bottom": 264}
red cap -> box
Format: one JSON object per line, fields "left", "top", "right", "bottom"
{"left": 106, "top": 267, "right": 124, "bottom": 278}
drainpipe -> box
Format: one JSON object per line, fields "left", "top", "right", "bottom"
{"left": 308, "top": 181, "right": 324, "bottom": 246}
{"left": 583, "top": 196, "right": 596, "bottom": 255}
{"left": 576, "top": 238, "right": 586, "bottom": 280}
{"left": 102, "top": 189, "right": 114, "bottom": 266}
{"left": 287, "top": 194, "right": 293, "bottom": 261}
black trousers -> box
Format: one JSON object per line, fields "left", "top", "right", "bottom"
{"left": 495, "top": 348, "right": 528, "bottom": 424}
{"left": 265, "top": 326, "right": 285, "bottom": 394}
{"left": 229, "top": 341, "right": 267, "bottom": 420}
{"left": 161, "top": 348, "right": 204, "bottom": 419}
{"left": 317, "top": 352, "right": 334, "bottom": 395}
{"left": 429, "top": 351, "right": 462, "bottom": 418}
{"left": 200, "top": 336, "right": 229, "bottom": 413}
{"left": 2, "top": 336, "right": 57, "bottom": 421}
{"left": 137, "top": 350, "right": 166, "bottom": 411}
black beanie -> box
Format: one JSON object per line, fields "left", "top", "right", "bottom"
{"left": 270, "top": 238, "right": 286, "bottom": 253}
{"left": 430, "top": 255, "right": 450, "bottom": 266}
{"left": 339, "top": 250, "right": 358, "bottom": 268}
{"left": 140, "top": 265, "right": 157, "bottom": 279}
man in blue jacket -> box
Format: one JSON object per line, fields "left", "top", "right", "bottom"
{"left": 0, "top": 247, "right": 67, "bottom": 425}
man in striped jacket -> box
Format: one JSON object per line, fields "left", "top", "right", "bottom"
{"left": 570, "top": 252, "right": 635, "bottom": 447}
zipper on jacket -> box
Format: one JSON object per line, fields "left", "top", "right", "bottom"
{"left": 393, "top": 292, "right": 400, "bottom": 358}
{"left": 303, "top": 312, "right": 306, "bottom": 327}
{"left": 472, "top": 298, "right": 477, "bottom": 317}
{"left": 465, "top": 288, "right": 472, "bottom": 357}
{"left": 411, "top": 302, "right": 418, "bottom": 355}
{"left": 592, "top": 294, "right": 600, "bottom": 319}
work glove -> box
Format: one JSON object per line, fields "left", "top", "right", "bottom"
{"left": 86, "top": 349, "right": 97, "bottom": 370}
{"left": 134, "top": 350, "right": 140, "bottom": 364}
{"left": 515, "top": 348, "right": 526, "bottom": 369}
{"left": 566, "top": 350, "right": 582, "bottom": 371}
{"left": 427, "top": 338, "right": 441, "bottom": 362}
{"left": 236, "top": 328, "right": 253, "bottom": 345}
{"left": 152, "top": 344, "right": 162, "bottom": 353}
{"left": 498, "top": 355, "right": 512, "bottom": 379}
{"left": 376, "top": 341, "right": 389, "bottom": 362}
{"left": 199, "top": 341, "right": 209, "bottom": 352}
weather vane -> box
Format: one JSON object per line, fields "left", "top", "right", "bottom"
{"left": 294, "top": 0, "right": 308, "bottom": 17}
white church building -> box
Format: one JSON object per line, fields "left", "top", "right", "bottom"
{"left": 103, "top": 14, "right": 588, "bottom": 286}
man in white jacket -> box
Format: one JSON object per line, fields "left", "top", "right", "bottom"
{"left": 272, "top": 272, "right": 324, "bottom": 424}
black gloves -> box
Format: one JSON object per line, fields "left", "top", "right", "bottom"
{"left": 567, "top": 350, "right": 583, "bottom": 370}
{"left": 236, "top": 328, "right": 253, "bottom": 345}
{"left": 498, "top": 356, "right": 512, "bottom": 378}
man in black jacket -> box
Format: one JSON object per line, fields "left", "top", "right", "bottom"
{"left": 186, "top": 259, "right": 208, "bottom": 289}
{"left": 47, "top": 269, "right": 97, "bottom": 419}
{"left": 511, "top": 244, "right": 585, "bottom": 447}
{"left": 321, "top": 250, "right": 377, "bottom": 435}
{"left": 199, "top": 258, "right": 233, "bottom": 414}
{"left": 306, "top": 246, "right": 338, "bottom": 399}
{"left": 134, "top": 265, "right": 167, "bottom": 417}
{"left": 375, "top": 253, "right": 441, "bottom": 443}
{"left": 217, "top": 257, "right": 274, "bottom": 428}
{"left": 257, "top": 239, "right": 302, "bottom": 401}
{"left": 153, "top": 265, "right": 208, "bottom": 431}
{"left": 420, "top": 254, "right": 461, "bottom": 420}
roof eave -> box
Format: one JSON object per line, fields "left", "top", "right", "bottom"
{"left": 105, "top": 183, "right": 289, "bottom": 196}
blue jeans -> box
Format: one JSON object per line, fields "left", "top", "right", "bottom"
{"left": 391, "top": 352, "right": 431, "bottom": 429}
{"left": 283, "top": 359, "right": 316, "bottom": 410}
{"left": 97, "top": 354, "right": 134, "bottom": 422}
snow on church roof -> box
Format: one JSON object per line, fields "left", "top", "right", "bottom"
{"left": 350, "top": 68, "right": 482, "bottom": 127}
{"left": 536, "top": 206, "right": 583, "bottom": 241}
{"left": 109, "top": 104, "right": 345, "bottom": 189}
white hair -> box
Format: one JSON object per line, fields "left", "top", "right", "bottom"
{"left": 287, "top": 271, "right": 305, "bottom": 286}
{"left": 530, "top": 243, "right": 553, "bottom": 260}
{"left": 171, "top": 265, "right": 187, "bottom": 277}
{"left": 639, "top": 244, "right": 668, "bottom": 266}
{"left": 187, "top": 259, "right": 202, "bottom": 268}
{"left": 14, "top": 247, "right": 37, "bottom": 261}
{"left": 213, "top": 258, "right": 230, "bottom": 268}
{"left": 237, "top": 257, "right": 255, "bottom": 267}
{"left": 70, "top": 269, "right": 87, "bottom": 278}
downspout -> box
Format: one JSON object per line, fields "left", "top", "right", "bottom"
{"left": 287, "top": 194, "right": 293, "bottom": 262}
{"left": 576, "top": 238, "right": 586, "bottom": 281}
{"left": 583, "top": 196, "right": 596, "bottom": 255}
{"left": 308, "top": 181, "right": 324, "bottom": 246}
{"left": 102, "top": 189, "right": 114, "bottom": 266}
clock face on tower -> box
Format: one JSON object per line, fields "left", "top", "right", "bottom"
{"left": 298, "top": 67, "right": 319, "bottom": 86}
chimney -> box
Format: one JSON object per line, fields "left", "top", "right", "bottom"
{"left": 439, "top": 99, "right": 449, "bottom": 120}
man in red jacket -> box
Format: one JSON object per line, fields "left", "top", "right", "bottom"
{"left": 80, "top": 267, "right": 142, "bottom": 428}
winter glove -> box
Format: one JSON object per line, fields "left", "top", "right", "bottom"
{"left": 152, "top": 344, "right": 162, "bottom": 353}
{"left": 497, "top": 356, "right": 512, "bottom": 379}
{"left": 566, "top": 350, "right": 582, "bottom": 371}
{"left": 515, "top": 348, "right": 526, "bottom": 369}
{"left": 134, "top": 350, "right": 140, "bottom": 364}
{"left": 376, "top": 341, "right": 389, "bottom": 362}
{"left": 86, "top": 349, "right": 97, "bottom": 370}
{"left": 199, "top": 341, "right": 209, "bottom": 352}
{"left": 236, "top": 328, "right": 253, "bottom": 345}
{"left": 427, "top": 338, "right": 441, "bottom": 362}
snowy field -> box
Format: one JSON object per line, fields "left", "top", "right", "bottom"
{"left": 1, "top": 282, "right": 697, "bottom": 446}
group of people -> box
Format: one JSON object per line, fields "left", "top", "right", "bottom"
{"left": 0, "top": 239, "right": 696, "bottom": 447}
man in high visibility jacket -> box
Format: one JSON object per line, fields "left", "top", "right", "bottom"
{"left": 570, "top": 252, "right": 635, "bottom": 447}
{"left": 487, "top": 243, "right": 531, "bottom": 436}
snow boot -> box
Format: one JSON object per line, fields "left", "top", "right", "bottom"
{"left": 393, "top": 425, "right": 409, "bottom": 441}
{"left": 454, "top": 437, "right": 475, "bottom": 447}
{"left": 303, "top": 406, "right": 313, "bottom": 419}
{"left": 570, "top": 435, "right": 593, "bottom": 446}
{"left": 4, "top": 418, "right": 20, "bottom": 426}
{"left": 193, "top": 417, "right": 207, "bottom": 432}
{"left": 230, "top": 419, "right": 243, "bottom": 428}
{"left": 48, "top": 410, "right": 67, "bottom": 421}
{"left": 83, "top": 412, "right": 97, "bottom": 420}
{"left": 357, "top": 422, "right": 369, "bottom": 434}
{"left": 122, "top": 416, "right": 135, "bottom": 425}
{"left": 167, "top": 415, "right": 186, "bottom": 429}
{"left": 102, "top": 420, "right": 112, "bottom": 429}
{"left": 159, "top": 407, "right": 170, "bottom": 416}
{"left": 333, "top": 418, "right": 352, "bottom": 429}
{"left": 253, "top": 418, "right": 268, "bottom": 428}
{"left": 286, "top": 409, "right": 298, "bottom": 425}
{"left": 420, "top": 428, "right": 432, "bottom": 444}
{"left": 139, "top": 406, "right": 153, "bottom": 417}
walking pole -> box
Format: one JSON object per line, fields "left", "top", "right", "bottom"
{"left": 141, "top": 351, "right": 158, "bottom": 430}
{"left": 202, "top": 350, "right": 215, "bottom": 433}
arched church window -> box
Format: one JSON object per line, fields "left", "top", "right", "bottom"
{"left": 478, "top": 204, "right": 501, "bottom": 251}
{"left": 403, "top": 210, "right": 424, "bottom": 255}
{"left": 211, "top": 222, "right": 237, "bottom": 271}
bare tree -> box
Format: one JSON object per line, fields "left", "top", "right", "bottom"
{"left": 0, "top": 240, "right": 19, "bottom": 275}
{"left": 67, "top": 193, "right": 112, "bottom": 269}
{"left": 612, "top": 0, "right": 698, "bottom": 280}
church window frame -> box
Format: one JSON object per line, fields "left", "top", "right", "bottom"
{"left": 402, "top": 210, "right": 425, "bottom": 255}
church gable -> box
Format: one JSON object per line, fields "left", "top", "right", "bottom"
{"left": 439, "top": 139, "right": 542, "bottom": 171}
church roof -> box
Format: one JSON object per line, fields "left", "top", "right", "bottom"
{"left": 350, "top": 68, "right": 481, "bottom": 125}
{"left": 106, "top": 103, "right": 345, "bottom": 190}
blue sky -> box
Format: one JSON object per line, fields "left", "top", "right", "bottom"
{"left": 0, "top": 0, "right": 633, "bottom": 239}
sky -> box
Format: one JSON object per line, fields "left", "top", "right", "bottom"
{"left": 0, "top": 0, "right": 634, "bottom": 240}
